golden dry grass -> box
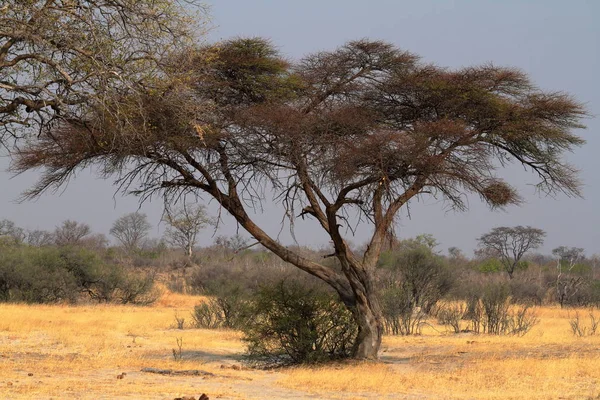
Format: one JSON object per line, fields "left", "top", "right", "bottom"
{"left": 0, "top": 293, "right": 598, "bottom": 399}
{"left": 281, "top": 306, "right": 600, "bottom": 399}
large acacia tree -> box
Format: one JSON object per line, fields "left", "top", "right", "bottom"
{"left": 10, "top": 38, "right": 587, "bottom": 359}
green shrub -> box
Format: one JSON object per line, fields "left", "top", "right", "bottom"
{"left": 0, "top": 246, "right": 157, "bottom": 304}
{"left": 242, "top": 280, "right": 357, "bottom": 367}
{"left": 477, "top": 258, "right": 503, "bottom": 273}
{"left": 193, "top": 291, "right": 249, "bottom": 329}
{"left": 0, "top": 247, "right": 78, "bottom": 303}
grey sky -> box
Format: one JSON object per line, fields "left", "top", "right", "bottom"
{"left": 1, "top": 0, "right": 598, "bottom": 255}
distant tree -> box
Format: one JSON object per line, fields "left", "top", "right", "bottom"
{"left": 447, "top": 246, "right": 468, "bottom": 268}
{"left": 400, "top": 234, "right": 440, "bottom": 252}
{"left": 11, "top": 38, "right": 587, "bottom": 359}
{"left": 110, "top": 212, "right": 151, "bottom": 252}
{"left": 477, "top": 226, "right": 546, "bottom": 279}
{"left": 214, "top": 234, "right": 250, "bottom": 253}
{"left": 552, "top": 246, "right": 586, "bottom": 307}
{"left": 25, "top": 229, "right": 54, "bottom": 247}
{"left": 79, "top": 233, "right": 110, "bottom": 251}
{"left": 0, "top": 219, "right": 25, "bottom": 245}
{"left": 163, "top": 204, "right": 214, "bottom": 258}
{"left": 54, "top": 220, "right": 91, "bottom": 247}
{"left": 379, "top": 233, "right": 439, "bottom": 254}
{"left": 448, "top": 247, "right": 464, "bottom": 259}
{"left": 553, "top": 246, "right": 585, "bottom": 268}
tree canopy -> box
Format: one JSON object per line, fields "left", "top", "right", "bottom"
{"left": 7, "top": 37, "right": 588, "bottom": 359}
{"left": 0, "top": 0, "right": 202, "bottom": 147}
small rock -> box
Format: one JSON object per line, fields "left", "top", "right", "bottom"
{"left": 7, "top": 382, "right": 13, "bottom": 387}
{"left": 199, "top": 394, "right": 209, "bottom": 400}
{"left": 231, "top": 365, "right": 241, "bottom": 371}
{"left": 116, "top": 374, "right": 125, "bottom": 380}
{"left": 27, "top": 373, "right": 33, "bottom": 376}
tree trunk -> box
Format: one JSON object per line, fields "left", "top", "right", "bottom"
{"left": 352, "top": 293, "right": 384, "bottom": 359}
{"left": 338, "top": 266, "right": 384, "bottom": 360}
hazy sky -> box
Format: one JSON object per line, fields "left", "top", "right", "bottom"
{"left": 1, "top": 0, "right": 598, "bottom": 255}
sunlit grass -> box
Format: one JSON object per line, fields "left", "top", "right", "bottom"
{"left": 281, "top": 355, "right": 600, "bottom": 399}
{"left": 0, "top": 292, "right": 598, "bottom": 399}
{"left": 280, "top": 306, "right": 600, "bottom": 399}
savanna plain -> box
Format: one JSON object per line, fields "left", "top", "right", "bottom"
{"left": 1, "top": 289, "right": 598, "bottom": 400}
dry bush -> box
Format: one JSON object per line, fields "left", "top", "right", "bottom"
{"left": 192, "top": 295, "right": 248, "bottom": 330}
{"left": 466, "top": 284, "right": 538, "bottom": 336}
{"left": 436, "top": 303, "right": 467, "bottom": 333}
{"left": 570, "top": 310, "right": 599, "bottom": 337}
{"left": 381, "top": 286, "right": 426, "bottom": 335}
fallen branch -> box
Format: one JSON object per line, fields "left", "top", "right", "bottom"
{"left": 141, "top": 367, "right": 215, "bottom": 377}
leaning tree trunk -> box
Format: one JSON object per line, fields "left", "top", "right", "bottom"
{"left": 218, "top": 193, "right": 386, "bottom": 359}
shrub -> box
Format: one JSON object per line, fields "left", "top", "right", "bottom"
{"left": 507, "top": 275, "right": 548, "bottom": 306}
{"left": 436, "top": 303, "right": 466, "bottom": 333}
{"left": 381, "top": 285, "right": 426, "bottom": 335}
{"left": 115, "top": 271, "right": 159, "bottom": 305}
{"left": 466, "top": 283, "right": 538, "bottom": 336}
{"left": 242, "top": 279, "right": 357, "bottom": 367}
{"left": 193, "top": 300, "right": 225, "bottom": 329}
{"left": 477, "top": 258, "right": 503, "bottom": 273}
{"left": 0, "top": 246, "right": 158, "bottom": 304}
{"left": 379, "top": 246, "right": 454, "bottom": 315}
{"left": 0, "top": 247, "right": 78, "bottom": 303}
{"left": 569, "top": 311, "right": 599, "bottom": 337}
{"left": 192, "top": 292, "right": 248, "bottom": 329}
{"left": 378, "top": 246, "right": 453, "bottom": 335}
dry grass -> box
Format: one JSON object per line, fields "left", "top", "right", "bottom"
{"left": 281, "top": 306, "right": 600, "bottom": 399}
{"left": 0, "top": 294, "right": 598, "bottom": 399}
{"left": 0, "top": 292, "right": 250, "bottom": 399}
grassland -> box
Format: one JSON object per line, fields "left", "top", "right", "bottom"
{"left": 0, "top": 290, "right": 598, "bottom": 399}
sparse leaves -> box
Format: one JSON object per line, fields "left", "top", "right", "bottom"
{"left": 110, "top": 212, "right": 151, "bottom": 252}
{"left": 54, "top": 220, "right": 91, "bottom": 247}
{"left": 163, "top": 204, "right": 213, "bottom": 258}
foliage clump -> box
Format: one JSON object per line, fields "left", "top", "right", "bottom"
{"left": 379, "top": 245, "right": 453, "bottom": 335}
{"left": 0, "top": 246, "right": 157, "bottom": 304}
{"left": 242, "top": 280, "right": 357, "bottom": 367}
{"left": 465, "top": 283, "right": 538, "bottom": 336}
